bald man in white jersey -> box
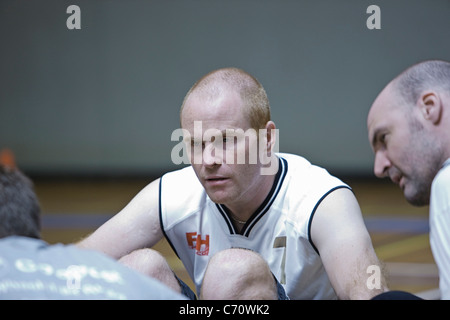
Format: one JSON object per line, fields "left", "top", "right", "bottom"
{"left": 79, "top": 67, "right": 388, "bottom": 299}
{"left": 368, "top": 60, "right": 450, "bottom": 299}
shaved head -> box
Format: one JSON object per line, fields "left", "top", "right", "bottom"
{"left": 181, "top": 67, "right": 271, "bottom": 130}
{"left": 391, "top": 60, "right": 450, "bottom": 106}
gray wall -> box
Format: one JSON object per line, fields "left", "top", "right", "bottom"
{"left": 1, "top": 0, "right": 450, "bottom": 176}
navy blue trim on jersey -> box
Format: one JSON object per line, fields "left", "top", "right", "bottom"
{"left": 159, "top": 175, "right": 180, "bottom": 259}
{"left": 216, "top": 156, "right": 288, "bottom": 236}
{"left": 307, "top": 185, "right": 352, "bottom": 255}
{"left": 216, "top": 205, "right": 235, "bottom": 234}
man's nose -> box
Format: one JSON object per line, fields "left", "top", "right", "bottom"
{"left": 373, "top": 150, "right": 391, "bottom": 178}
{"left": 203, "top": 142, "right": 222, "bottom": 167}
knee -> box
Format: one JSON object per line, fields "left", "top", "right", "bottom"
{"left": 119, "top": 248, "right": 181, "bottom": 293}
{"left": 119, "top": 248, "right": 167, "bottom": 276}
{"left": 200, "top": 248, "right": 277, "bottom": 300}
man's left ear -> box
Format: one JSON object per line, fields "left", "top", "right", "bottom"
{"left": 264, "top": 121, "right": 277, "bottom": 152}
{"left": 419, "top": 91, "right": 442, "bottom": 125}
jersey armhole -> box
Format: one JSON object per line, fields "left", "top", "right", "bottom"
{"left": 307, "top": 185, "right": 352, "bottom": 255}
{"left": 158, "top": 175, "right": 180, "bottom": 259}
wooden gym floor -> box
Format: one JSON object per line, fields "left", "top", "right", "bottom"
{"left": 34, "top": 176, "right": 438, "bottom": 298}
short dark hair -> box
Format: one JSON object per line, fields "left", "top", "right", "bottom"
{"left": 0, "top": 165, "right": 41, "bottom": 239}
{"left": 394, "top": 60, "right": 450, "bottom": 105}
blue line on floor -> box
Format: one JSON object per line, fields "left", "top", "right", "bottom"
{"left": 41, "top": 213, "right": 113, "bottom": 229}
{"left": 364, "top": 216, "right": 429, "bottom": 233}
{"left": 41, "top": 213, "right": 430, "bottom": 233}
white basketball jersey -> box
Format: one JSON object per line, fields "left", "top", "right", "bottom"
{"left": 159, "top": 153, "right": 350, "bottom": 299}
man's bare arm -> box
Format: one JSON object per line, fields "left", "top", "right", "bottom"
{"left": 310, "top": 187, "right": 388, "bottom": 299}
{"left": 77, "top": 178, "right": 163, "bottom": 259}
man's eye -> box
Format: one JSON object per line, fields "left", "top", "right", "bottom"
{"left": 377, "top": 133, "right": 389, "bottom": 149}
{"left": 223, "top": 137, "right": 238, "bottom": 146}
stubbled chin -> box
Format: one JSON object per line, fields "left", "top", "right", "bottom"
{"left": 403, "top": 186, "right": 430, "bottom": 207}
{"left": 204, "top": 187, "right": 231, "bottom": 204}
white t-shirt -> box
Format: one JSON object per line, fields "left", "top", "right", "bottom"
{"left": 430, "top": 158, "right": 450, "bottom": 299}
{"left": 159, "top": 153, "right": 350, "bottom": 299}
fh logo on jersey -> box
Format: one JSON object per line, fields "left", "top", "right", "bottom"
{"left": 186, "top": 232, "right": 210, "bottom": 256}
